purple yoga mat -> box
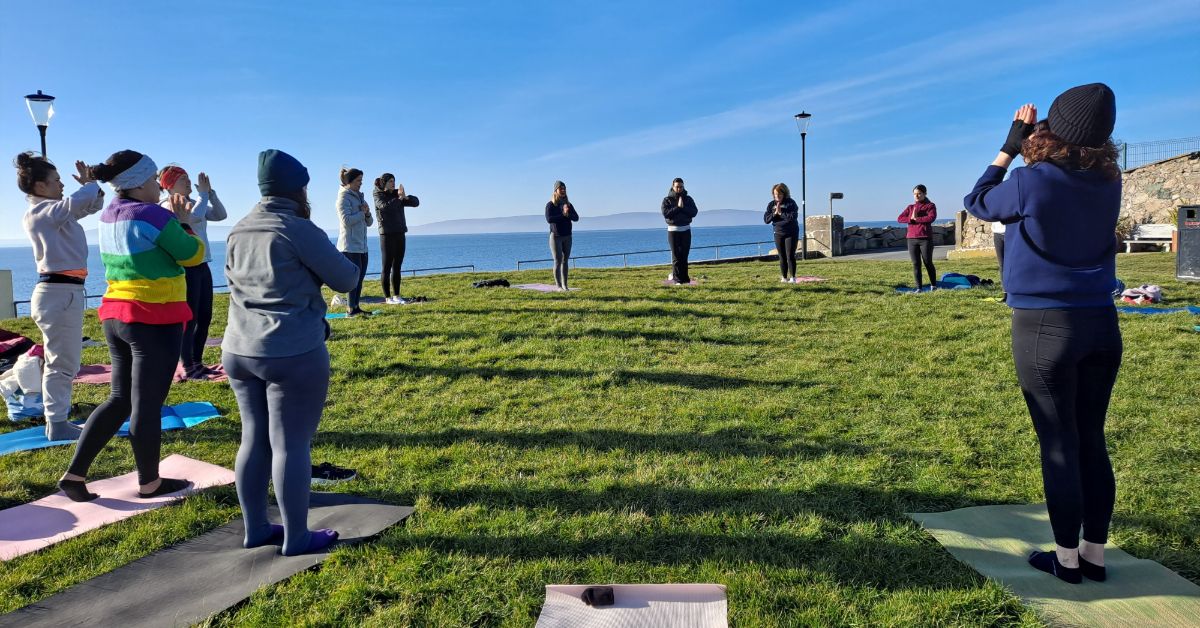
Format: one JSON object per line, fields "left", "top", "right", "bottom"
{"left": 514, "top": 284, "right": 575, "bottom": 292}
{"left": 74, "top": 364, "right": 228, "bottom": 384}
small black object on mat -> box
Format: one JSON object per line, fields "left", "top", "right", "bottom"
{"left": 580, "top": 586, "right": 615, "bottom": 606}
{"left": 472, "top": 278, "right": 510, "bottom": 288}
{"left": 0, "top": 492, "right": 413, "bottom": 628}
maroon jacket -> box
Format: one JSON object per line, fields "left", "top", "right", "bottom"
{"left": 898, "top": 200, "right": 937, "bottom": 238}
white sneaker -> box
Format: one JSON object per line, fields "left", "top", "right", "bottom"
{"left": 667, "top": 273, "right": 674, "bottom": 282}
{"left": 331, "top": 295, "right": 347, "bottom": 307}
{"left": 395, "top": 296, "right": 408, "bottom": 305}
{"left": 780, "top": 277, "right": 788, "bottom": 283}
{"left": 789, "top": 277, "right": 797, "bottom": 283}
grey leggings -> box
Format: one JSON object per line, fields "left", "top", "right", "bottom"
{"left": 549, "top": 233, "right": 572, "bottom": 288}
{"left": 223, "top": 345, "right": 330, "bottom": 555}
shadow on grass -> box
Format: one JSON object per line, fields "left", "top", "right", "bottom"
{"left": 336, "top": 362, "right": 802, "bottom": 390}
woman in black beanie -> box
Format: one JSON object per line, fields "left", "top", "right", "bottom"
{"left": 964, "top": 83, "right": 1122, "bottom": 584}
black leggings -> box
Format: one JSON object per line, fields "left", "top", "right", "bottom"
{"left": 380, "top": 233, "right": 406, "bottom": 298}
{"left": 993, "top": 233, "right": 1006, "bottom": 286}
{"left": 907, "top": 237, "right": 936, "bottom": 287}
{"left": 68, "top": 319, "right": 182, "bottom": 485}
{"left": 667, "top": 230, "right": 692, "bottom": 283}
{"left": 774, "top": 233, "right": 797, "bottom": 278}
{"left": 1012, "top": 307, "right": 1122, "bottom": 548}
{"left": 180, "top": 262, "right": 213, "bottom": 373}
{"left": 343, "top": 252, "right": 368, "bottom": 309}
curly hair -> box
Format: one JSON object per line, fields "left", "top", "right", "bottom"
{"left": 772, "top": 182, "right": 791, "bottom": 199}
{"left": 1022, "top": 128, "right": 1120, "bottom": 180}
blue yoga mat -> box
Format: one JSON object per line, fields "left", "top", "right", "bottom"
{"left": 0, "top": 402, "right": 222, "bottom": 457}
{"left": 325, "top": 311, "right": 378, "bottom": 319}
{"left": 895, "top": 282, "right": 974, "bottom": 294}
{"left": 1115, "top": 305, "right": 1200, "bottom": 315}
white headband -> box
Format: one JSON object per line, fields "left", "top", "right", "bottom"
{"left": 109, "top": 154, "right": 158, "bottom": 192}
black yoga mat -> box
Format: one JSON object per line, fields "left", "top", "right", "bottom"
{"left": 1, "top": 492, "right": 413, "bottom": 628}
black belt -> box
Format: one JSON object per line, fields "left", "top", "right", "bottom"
{"left": 38, "top": 273, "right": 86, "bottom": 285}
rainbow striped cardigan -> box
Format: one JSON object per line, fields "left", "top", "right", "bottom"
{"left": 97, "top": 197, "right": 206, "bottom": 325}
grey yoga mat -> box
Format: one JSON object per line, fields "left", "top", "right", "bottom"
{"left": 909, "top": 503, "right": 1200, "bottom": 627}
{"left": 1, "top": 492, "right": 413, "bottom": 628}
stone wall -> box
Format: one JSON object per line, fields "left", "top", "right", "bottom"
{"left": 952, "top": 151, "right": 1200, "bottom": 255}
{"left": 1120, "top": 151, "right": 1200, "bottom": 235}
{"left": 841, "top": 223, "right": 953, "bottom": 252}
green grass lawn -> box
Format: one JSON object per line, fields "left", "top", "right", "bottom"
{"left": 1, "top": 253, "right": 1197, "bottom": 626}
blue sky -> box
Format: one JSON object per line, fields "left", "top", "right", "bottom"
{"left": 2, "top": 0, "right": 1199, "bottom": 240}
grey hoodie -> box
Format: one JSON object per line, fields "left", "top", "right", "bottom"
{"left": 222, "top": 197, "right": 360, "bottom": 358}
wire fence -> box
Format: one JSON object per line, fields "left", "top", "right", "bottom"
{"left": 1118, "top": 136, "right": 1200, "bottom": 170}
{"left": 515, "top": 241, "right": 774, "bottom": 270}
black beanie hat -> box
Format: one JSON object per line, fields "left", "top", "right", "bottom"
{"left": 258, "top": 149, "right": 310, "bottom": 196}
{"left": 1047, "top": 83, "right": 1116, "bottom": 148}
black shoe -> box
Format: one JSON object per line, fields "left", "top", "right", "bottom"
{"left": 1029, "top": 550, "right": 1082, "bottom": 584}
{"left": 311, "top": 462, "right": 357, "bottom": 486}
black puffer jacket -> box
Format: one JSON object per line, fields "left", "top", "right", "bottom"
{"left": 661, "top": 189, "right": 698, "bottom": 227}
{"left": 763, "top": 198, "right": 800, "bottom": 236}
{"left": 374, "top": 189, "right": 420, "bottom": 235}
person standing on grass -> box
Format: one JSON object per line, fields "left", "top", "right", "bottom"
{"left": 991, "top": 220, "right": 1007, "bottom": 300}
{"left": 964, "top": 84, "right": 1122, "bottom": 585}
{"left": 373, "top": 173, "right": 420, "bottom": 304}
{"left": 223, "top": 149, "right": 361, "bottom": 555}
{"left": 899, "top": 184, "right": 938, "bottom": 290}
{"left": 661, "top": 177, "right": 698, "bottom": 284}
{"left": 158, "top": 165, "right": 227, "bottom": 379}
{"left": 545, "top": 180, "right": 579, "bottom": 291}
{"left": 57, "top": 150, "right": 205, "bottom": 502}
{"left": 764, "top": 182, "right": 799, "bottom": 283}
{"left": 334, "top": 167, "right": 372, "bottom": 316}
{"left": 16, "top": 152, "right": 105, "bottom": 441}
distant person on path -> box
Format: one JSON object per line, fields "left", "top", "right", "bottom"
{"left": 661, "top": 177, "right": 698, "bottom": 284}
{"left": 373, "top": 173, "right": 420, "bottom": 304}
{"left": 764, "top": 182, "right": 800, "bottom": 282}
{"left": 58, "top": 150, "right": 205, "bottom": 502}
{"left": 222, "top": 149, "right": 360, "bottom": 555}
{"left": 964, "top": 84, "right": 1122, "bottom": 584}
{"left": 15, "top": 152, "right": 105, "bottom": 441}
{"left": 898, "top": 184, "right": 938, "bottom": 290}
{"left": 334, "top": 167, "right": 372, "bottom": 316}
{"left": 545, "top": 180, "right": 579, "bottom": 291}
{"left": 158, "top": 165, "right": 227, "bottom": 379}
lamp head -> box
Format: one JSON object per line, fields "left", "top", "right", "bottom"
{"left": 793, "top": 111, "right": 811, "bottom": 134}
{"left": 25, "top": 90, "right": 55, "bottom": 127}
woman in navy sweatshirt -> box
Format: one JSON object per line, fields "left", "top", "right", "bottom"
{"left": 964, "top": 84, "right": 1122, "bottom": 585}
{"left": 763, "top": 183, "right": 799, "bottom": 282}
{"left": 545, "top": 181, "right": 579, "bottom": 291}
{"left": 898, "top": 185, "right": 937, "bottom": 290}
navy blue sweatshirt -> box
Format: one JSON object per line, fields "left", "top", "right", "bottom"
{"left": 661, "top": 191, "right": 698, "bottom": 227}
{"left": 545, "top": 200, "right": 579, "bottom": 236}
{"left": 763, "top": 198, "right": 800, "bottom": 236}
{"left": 963, "top": 162, "right": 1121, "bottom": 309}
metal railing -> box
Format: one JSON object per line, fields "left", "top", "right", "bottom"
{"left": 1119, "top": 136, "right": 1200, "bottom": 170}
{"left": 515, "top": 241, "right": 774, "bottom": 270}
{"left": 10, "top": 264, "right": 475, "bottom": 316}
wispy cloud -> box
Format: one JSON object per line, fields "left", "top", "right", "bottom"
{"left": 532, "top": 0, "right": 1200, "bottom": 163}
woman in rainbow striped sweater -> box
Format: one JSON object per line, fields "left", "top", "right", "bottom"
{"left": 57, "top": 150, "right": 206, "bottom": 502}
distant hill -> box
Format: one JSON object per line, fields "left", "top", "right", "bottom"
{"left": 408, "top": 209, "right": 764, "bottom": 235}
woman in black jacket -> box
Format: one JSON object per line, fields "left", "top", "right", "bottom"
{"left": 661, "top": 177, "right": 698, "bottom": 284}
{"left": 545, "top": 180, "right": 579, "bottom": 290}
{"left": 764, "top": 183, "right": 800, "bottom": 282}
{"left": 373, "top": 173, "right": 420, "bottom": 304}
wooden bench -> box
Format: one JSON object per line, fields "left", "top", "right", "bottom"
{"left": 1124, "top": 223, "right": 1174, "bottom": 253}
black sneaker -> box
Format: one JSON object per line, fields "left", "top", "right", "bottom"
{"left": 311, "top": 462, "right": 357, "bottom": 486}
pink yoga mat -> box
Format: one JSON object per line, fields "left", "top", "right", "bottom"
{"left": 205, "top": 337, "right": 222, "bottom": 347}
{"left": 514, "top": 284, "right": 576, "bottom": 292}
{"left": 174, "top": 363, "right": 228, "bottom": 383}
{"left": 0, "top": 454, "right": 234, "bottom": 561}
{"left": 792, "top": 276, "right": 827, "bottom": 283}
{"left": 537, "top": 583, "right": 728, "bottom": 627}
{"left": 74, "top": 364, "right": 228, "bottom": 384}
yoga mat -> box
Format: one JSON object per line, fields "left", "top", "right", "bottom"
{"left": 514, "top": 283, "right": 576, "bottom": 292}
{"left": 205, "top": 337, "right": 222, "bottom": 347}
{"left": 909, "top": 503, "right": 1200, "bottom": 627}
{"left": 0, "top": 493, "right": 414, "bottom": 627}
{"left": 0, "top": 402, "right": 223, "bottom": 456}
{"left": 895, "top": 282, "right": 973, "bottom": 293}
{"left": 325, "top": 311, "right": 379, "bottom": 319}
{"left": 0, "top": 454, "right": 234, "bottom": 561}
{"left": 173, "top": 363, "right": 227, "bottom": 383}
{"left": 73, "top": 364, "right": 112, "bottom": 384}
{"left": 1116, "top": 305, "right": 1200, "bottom": 315}
{"left": 536, "top": 583, "right": 728, "bottom": 628}
{"left": 792, "top": 276, "right": 826, "bottom": 282}
{"left": 663, "top": 279, "right": 700, "bottom": 286}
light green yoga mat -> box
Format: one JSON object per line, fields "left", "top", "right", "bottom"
{"left": 908, "top": 503, "right": 1200, "bottom": 627}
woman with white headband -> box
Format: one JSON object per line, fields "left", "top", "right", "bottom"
{"left": 57, "top": 150, "right": 206, "bottom": 502}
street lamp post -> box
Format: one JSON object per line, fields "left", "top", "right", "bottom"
{"left": 24, "top": 90, "right": 56, "bottom": 157}
{"left": 794, "top": 112, "right": 811, "bottom": 260}
{"left": 829, "top": 192, "right": 843, "bottom": 256}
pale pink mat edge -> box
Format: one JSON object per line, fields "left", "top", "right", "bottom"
{"left": 0, "top": 454, "right": 234, "bottom": 561}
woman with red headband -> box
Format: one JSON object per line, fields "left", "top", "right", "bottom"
{"left": 159, "top": 165, "right": 226, "bottom": 380}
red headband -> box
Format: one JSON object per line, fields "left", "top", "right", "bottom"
{"left": 159, "top": 165, "right": 187, "bottom": 191}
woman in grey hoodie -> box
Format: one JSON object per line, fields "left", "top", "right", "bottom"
{"left": 222, "top": 149, "right": 360, "bottom": 556}
{"left": 15, "top": 152, "right": 105, "bottom": 441}
{"left": 335, "top": 167, "right": 372, "bottom": 316}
